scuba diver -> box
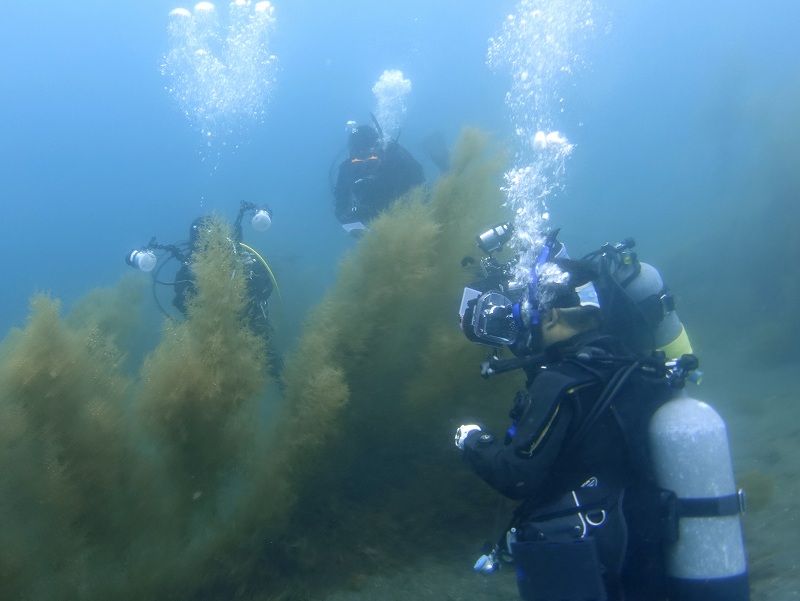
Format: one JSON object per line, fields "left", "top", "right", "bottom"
{"left": 125, "top": 201, "right": 284, "bottom": 383}
{"left": 454, "top": 224, "right": 749, "bottom": 601}
{"left": 332, "top": 114, "right": 425, "bottom": 237}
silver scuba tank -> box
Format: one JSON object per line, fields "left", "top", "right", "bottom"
{"left": 648, "top": 393, "right": 750, "bottom": 600}
{"left": 614, "top": 261, "right": 693, "bottom": 359}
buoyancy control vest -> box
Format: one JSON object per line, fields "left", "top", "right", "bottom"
{"left": 505, "top": 346, "right": 668, "bottom": 601}
{"left": 506, "top": 350, "right": 749, "bottom": 601}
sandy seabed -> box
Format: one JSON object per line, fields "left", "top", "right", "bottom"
{"left": 712, "top": 355, "right": 800, "bottom": 601}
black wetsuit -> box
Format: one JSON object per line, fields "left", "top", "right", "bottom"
{"left": 334, "top": 140, "right": 425, "bottom": 227}
{"left": 462, "top": 331, "right": 674, "bottom": 601}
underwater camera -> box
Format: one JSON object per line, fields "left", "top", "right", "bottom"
{"left": 459, "top": 222, "right": 526, "bottom": 347}
{"left": 466, "top": 222, "right": 521, "bottom": 290}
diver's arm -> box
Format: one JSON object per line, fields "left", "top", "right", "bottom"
{"left": 233, "top": 201, "right": 256, "bottom": 242}
{"left": 462, "top": 372, "right": 577, "bottom": 500}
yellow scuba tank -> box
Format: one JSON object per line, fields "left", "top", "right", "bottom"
{"left": 648, "top": 392, "right": 749, "bottom": 600}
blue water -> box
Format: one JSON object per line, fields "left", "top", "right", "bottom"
{"left": 1, "top": 1, "right": 799, "bottom": 597}
{"left": 0, "top": 0, "right": 493, "bottom": 334}
{"left": 0, "top": 0, "right": 794, "bottom": 335}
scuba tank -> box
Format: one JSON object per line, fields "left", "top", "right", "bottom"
{"left": 584, "top": 239, "right": 693, "bottom": 360}
{"left": 649, "top": 393, "right": 749, "bottom": 600}
{"left": 614, "top": 260, "right": 692, "bottom": 359}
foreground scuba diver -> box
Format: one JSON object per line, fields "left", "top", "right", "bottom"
{"left": 454, "top": 224, "right": 749, "bottom": 601}
{"left": 126, "top": 201, "right": 284, "bottom": 383}
{"left": 332, "top": 115, "right": 425, "bottom": 237}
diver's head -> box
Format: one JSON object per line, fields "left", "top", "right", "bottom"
{"left": 348, "top": 125, "right": 381, "bottom": 158}
{"left": 538, "top": 303, "right": 602, "bottom": 350}
{"left": 512, "top": 258, "right": 601, "bottom": 354}
{"left": 459, "top": 233, "right": 601, "bottom": 356}
{"left": 189, "top": 216, "right": 212, "bottom": 251}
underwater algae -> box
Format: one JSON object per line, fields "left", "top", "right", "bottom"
{"left": 0, "top": 219, "right": 284, "bottom": 600}
{"left": 0, "top": 295, "right": 138, "bottom": 599}
{"left": 0, "top": 129, "right": 524, "bottom": 600}
{"left": 138, "top": 215, "right": 267, "bottom": 495}
{"left": 267, "top": 128, "right": 525, "bottom": 594}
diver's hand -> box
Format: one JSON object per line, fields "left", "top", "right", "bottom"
{"left": 455, "top": 424, "right": 482, "bottom": 450}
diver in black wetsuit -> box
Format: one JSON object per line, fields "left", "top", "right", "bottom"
{"left": 333, "top": 121, "right": 425, "bottom": 236}
{"left": 126, "top": 201, "right": 284, "bottom": 384}
{"left": 452, "top": 226, "right": 745, "bottom": 601}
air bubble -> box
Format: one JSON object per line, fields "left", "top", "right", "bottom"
{"left": 162, "top": 0, "right": 279, "bottom": 162}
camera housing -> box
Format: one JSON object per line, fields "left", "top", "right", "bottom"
{"left": 476, "top": 222, "right": 513, "bottom": 255}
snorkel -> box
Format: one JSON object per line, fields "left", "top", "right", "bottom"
{"left": 518, "top": 228, "right": 562, "bottom": 330}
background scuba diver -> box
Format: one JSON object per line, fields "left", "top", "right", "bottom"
{"left": 333, "top": 116, "right": 425, "bottom": 236}
{"left": 453, "top": 226, "right": 748, "bottom": 601}
{"left": 126, "top": 201, "right": 284, "bottom": 382}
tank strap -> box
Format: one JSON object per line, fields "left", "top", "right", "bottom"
{"left": 567, "top": 360, "right": 642, "bottom": 449}
{"left": 637, "top": 289, "right": 674, "bottom": 325}
{"left": 676, "top": 491, "right": 745, "bottom": 518}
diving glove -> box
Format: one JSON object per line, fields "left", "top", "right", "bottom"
{"left": 455, "top": 424, "right": 482, "bottom": 450}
